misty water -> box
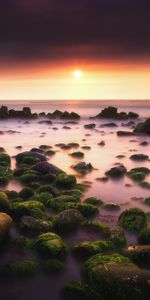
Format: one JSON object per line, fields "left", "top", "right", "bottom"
{"left": 0, "top": 100, "right": 150, "bottom": 300}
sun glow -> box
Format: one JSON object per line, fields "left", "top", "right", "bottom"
{"left": 73, "top": 70, "right": 82, "bottom": 78}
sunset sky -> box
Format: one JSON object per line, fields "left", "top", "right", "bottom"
{"left": 0, "top": 0, "right": 150, "bottom": 100}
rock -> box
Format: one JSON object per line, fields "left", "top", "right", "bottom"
{"left": 83, "top": 253, "right": 150, "bottom": 300}
{"left": 0, "top": 106, "right": 8, "bottom": 118}
{"left": 84, "top": 123, "right": 96, "bottom": 129}
{"left": 102, "top": 203, "right": 120, "bottom": 211}
{"left": 30, "top": 232, "right": 67, "bottom": 258}
{"left": 16, "top": 151, "right": 46, "bottom": 164}
{"left": 130, "top": 154, "right": 149, "bottom": 161}
{"left": 73, "top": 240, "right": 114, "bottom": 257}
{"left": 105, "top": 164, "right": 127, "bottom": 178}
{"left": 53, "top": 209, "right": 84, "bottom": 232}
{"left": 45, "top": 150, "right": 56, "bottom": 156}
{"left": 0, "top": 213, "right": 12, "bottom": 241}
{"left": 55, "top": 174, "right": 76, "bottom": 188}
{"left": 38, "top": 120, "right": 52, "bottom": 125}
{"left": 10, "top": 201, "right": 45, "bottom": 218}
{"left": 0, "top": 153, "right": 11, "bottom": 167}
{"left": 32, "top": 162, "right": 62, "bottom": 175}
{"left": 72, "top": 162, "right": 93, "bottom": 172}
{"left": 110, "top": 227, "right": 127, "bottom": 248}
{"left": 21, "top": 216, "right": 53, "bottom": 233}
{"left": 0, "top": 192, "right": 9, "bottom": 209}
{"left": 70, "top": 151, "right": 84, "bottom": 158}
{"left": 19, "top": 187, "right": 35, "bottom": 200}
{"left": 62, "top": 126, "right": 71, "bottom": 130}
{"left": 97, "top": 140, "right": 105, "bottom": 146}
{"left": 67, "top": 143, "right": 79, "bottom": 148}
{"left": 134, "top": 118, "right": 150, "bottom": 134}
{"left": 122, "top": 121, "right": 135, "bottom": 127}
{"left": 100, "top": 122, "right": 118, "bottom": 127}
{"left": 117, "top": 131, "right": 135, "bottom": 136}
{"left": 139, "top": 141, "right": 148, "bottom": 146}
{"left": 118, "top": 208, "right": 146, "bottom": 232}
{"left": 81, "top": 146, "right": 91, "bottom": 150}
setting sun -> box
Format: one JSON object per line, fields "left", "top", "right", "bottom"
{"left": 73, "top": 70, "right": 82, "bottom": 78}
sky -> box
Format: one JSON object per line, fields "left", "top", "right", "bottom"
{"left": 0, "top": 0, "right": 150, "bottom": 100}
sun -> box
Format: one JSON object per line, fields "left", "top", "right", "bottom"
{"left": 73, "top": 70, "right": 82, "bottom": 78}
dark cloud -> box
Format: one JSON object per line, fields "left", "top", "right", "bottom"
{"left": 0, "top": 0, "right": 150, "bottom": 63}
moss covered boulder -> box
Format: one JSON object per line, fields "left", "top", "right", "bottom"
{"left": 0, "top": 212, "right": 12, "bottom": 241}
{"left": 53, "top": 209, "right": 84, "bottom": 232}
{"left": 110, "top": 227, "right": 127, "bottom": 249}
{"left": 0, "top": 191, "right": 9, "bottom": 209}
{"left": 118, "top": 208, "right": 146, "bottom": 232}
{"left": 19, "top": 187, "right": 35, "bottom": 200}
{"left": 56, "top": 174, "right": 76, "bottom": 189}
{"left": 10, "top": 201, "right": 45, "bottom": 218}
{"left": 138, "top": 227, "right": 150, "bottom": 244}
{"left": 1, "top": 260, "right": 38, "bottom": 276}
{"left": 82, "top": 253, "right": 150, "bottom": 300}
{"left": 0, "top": 153, "right": 11, "bottom": 167}
{"left": 21, "top": 216, "right": 53, "bottom": 233}
{"left": 30, "top": 232, "right": 67, "bottom": 258}
{"left": 48, "top": 195, "right": 79, "bottom": 211}
{"left": 73, "top": 240, "right": 114, "bottom": 257}
{"left": 84, "top": 197, "right": 103, "bottom": 206}
{"left": 81, "top": 221, "right": 111, "bottom": 238}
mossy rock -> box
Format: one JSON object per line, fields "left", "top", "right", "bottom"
{"left": 19, "top": 187, "right": 35, "bottom": 200}
{"left": 37, "top": 192, "right": 53, "bottom": 205}
{"left": 0, "top": 212, "right": 12, "bottom": 241}
{"left": 22, "top": 156, "right": 39, "bottom": 165}
{"left": 128, "top": 167, "right": 150, "bottom": 175}
{"left": 124, "top": 245, "right": 150, "bottom": 267}
{"left": 0, "top": 191, "right": 9, "bottom": 209}
{"left": 53, "top": 209, "right": 84, "bottom": 232}
{"left": 0, "top": 153, "right": 11, "bottom": 167}
{"left": 83, "top": 253, "right": 150, "bottom": 300}
{"left": 73, "top": 240, "right": 114, "bottom": 257}
{"left": 10, "top": 201, "right": 45, "bottom": 218}
{"left": 37, "top": 184, "right": 57, "bottom": 196}
{"left": 48, "top": 195, "right": 79, "bottom": 211}
{"left": 44, "top": 259, "right": 65, "bottom": 273}
{"left": 19, "top": 173, "right": 40, "bottom": 184}
{"left": 0, "top": 166, "right": 12, "bottom": 185}
{"left": 62, "top": 282, "right": 93, "bottom": 300}
{"left": 144, "top": 197, "right": 150, "bottom": 206}
{"left": 56, "top": 174, "right": 76, "bottom": 189}
{"left": 21, "top": 216, "right": 53, "bottom": 233}
{"left": 58, "top": 189, "right": 82, "bottom": 200}
{"left": 11, "top": 235, "right": 30, "bottom": 250}
{"left": 81, "top": 221, "right": 111, "bottom": 238}
{"left": 128, "top": 171, "right": 145, "bottom": 181}
{"left": 102, "top": 203, "right": 120, "bottom": 211}
{"left": 110, "top": 227, "right": 127, "bottom": 249}
{"left": 1, "top": 260, "right": 39, "bottom": 277}
{"left": 84, "top": 197, "right": 103, "bottom": 206}
{"left": 138, "top": 227, "right": 150, "bottom": 245}
{"left": 77, "top": 203, "right": 99, "bottom": 218}
{"left": 118, "top": 208, "right": 146, "bottom": 232}
{"left": 45, "top": 150, "right": 56, "bottom": 156}
{"left": 139, "top": 181, "right": 150, "bottom": 189}
{"left": 5, "top": 190, "right": 18, "bottom": 200}
{"left": 70, "top": 152, "right": 84, "bottom": 158}
{"left": 30, "top": 232, "right": 67, "bottom": 258}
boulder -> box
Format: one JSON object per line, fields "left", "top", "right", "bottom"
{"left": 105, "top": 164, "right": 127, "bottom": 178}
{"left": 32, "top": 162, "right": 62, "bottom": 175}
{"left": 0, "top": 212, "right": 12, "bottom": 241}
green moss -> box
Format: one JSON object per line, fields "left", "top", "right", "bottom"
{"left": 56, "top": 174, "right": 76, "bottom": 189}
{"left": 10, "top": 200, "right": 45, "bottom": 218}
{"left": 19, "top": 173, "right": 40, "bottom": 184}
{"left": 140, "top": 181, "right": 150, "bottom": 189}
{"left": 37, "top": 184, "right": 56, "bottom": 195}
{"left": 0, "top": 166, "right": 12, "bottom": 185}
{"left": 118, "top": 208, "right": 146, "bottom": 232}
{"left": 19, "top": 187, "right": 35, "bottom": 200}
{"left": 0, "top": 153, "right": 11, "bottom": 167}
{"left": 11, "top": 235, "right": 30, "bottom": 249}
{"left": 44, "top": 259, "right": 64, "bottom": 273}
{"left": 0, "top": 191, "right": 9, "bottom": 209}
{"left": 84, "top": 197, "right": 103, "bottom": 206}
{"left": 30, "top": 232, "right": 67, "bottom": 258}
{"left": 1, "top": 260, "right": 39, "bottom": 276}
{"left": 102, "top": 203, "right": 120, "bottom": 210}
{"left": 6, "top": 190, "right": 18, "bottom": 200}
{"left": 37, "top": 192, "right": 53, "bottom": 205}
{"left": 73, "top": 240, "right": 114, "bottom": 257}
{"left": 62, "top": 282, "right": 93, "bottom": 300}
{"left": 22, "top": 156, "right": 38, "bottom": 165}
{"left": 128, "top": 167, "right": 150, "bottom": 175}
{"left": 138, "top": 227, "right": 150, "bottom": 244}
{"left": 110, "top": 227, "right": 127, "bottom": 248}
{"left": 21, "top": 216, "right": 53, "bottom": 233}
{"left": 47, "top": 195, "right": 79, "bottom": 211}
{"left": 144, "top": 197, "right": 150, "bottom": 205}
{"left": 77, "top": 203, "right": 99, "bottom": 218}
{"left": 81, "top": 221, "right": 111, "bottom": 238}
{"left": 128, "top": 171, "right": 145, "bottom": 181}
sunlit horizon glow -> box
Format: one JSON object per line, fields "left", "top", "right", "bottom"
{"left": 0, "top": 59, "right": 150, "bottom": 100}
